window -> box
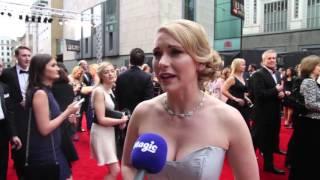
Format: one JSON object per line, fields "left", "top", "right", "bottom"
{"left": 106, "top": 0, "right": 116, "bottom": 20}
{"left": 294, "top": 0, "right": 299, "bottom": 18}
{"left": 215, "top": 0, "right": 241, "bottom": 40}
{"left": 7, "top": 47, "right": 9, "bottom": 50}
{"left": 82, "top": 9, "right": 91, "bottom": 38}
{"left": 307, "top": 0, "right": 320, "bottom": 28}
{"left": 7, "top": 58, "right": 9, "bottom": 62}
{"left": 7, "top": 52, "right": 9, "bottom": 56}
{"left": 109, "top": 32, "right": 113, "bottom": 50}
{"left": 253, "top": 0, "right": 257, "bottom": 23}
{"left": 264, "top": 0, "right": 288, "bottom": 33}
{"left": 85, "top": 38, "right": 89, "bottom": 53}
{"left": 184, "top": 0, "right": 195, "bottom": 21}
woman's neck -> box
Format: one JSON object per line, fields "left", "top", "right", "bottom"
{"left": 233, "top": 72, "right": 243, "bottom": 79}
{"left": 310, "top": 74, "right": 318, "bottom": 80}
{"left": 42, "top": 79, "right": 53, "bottom": 87}
{"left": 102, "top": 82, "right": 113, "bottom": 91}
{"left": 166, "top": 86, "right": 203, "bottom": 114}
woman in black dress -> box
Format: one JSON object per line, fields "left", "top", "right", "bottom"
{"left": 282, "top": 67, "right": 295, "bottom": 128}
{"left": 222, "top": 58, "right": 251, "bottom": 126}
{"left": 52, "top": 63, "right": 79, "bottom": 176}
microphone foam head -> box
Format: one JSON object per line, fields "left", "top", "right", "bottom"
{"left": 131, "top": 133, "right": 167, "bottom": 173}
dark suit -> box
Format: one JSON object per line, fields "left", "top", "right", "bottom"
{"left": 0, "top": 82, "right": 14, "bottom": 180}
{"left": 79, "top": 72, "right": 93, "bottom": 130}
{"left": 0, "top": 66, "right": 28, "bottom": 178}
{"left": 115, "top": 66, "right": 154, "bottom": 112}
{"left": 251, "top": 67, "right": 282, "bottom": 168}
{"left": 115, "top": 66, "right": 154, "bottom": 158}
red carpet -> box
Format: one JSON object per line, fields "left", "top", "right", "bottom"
{"left": 7, "top": 121, "right": 292, "bottom": 180}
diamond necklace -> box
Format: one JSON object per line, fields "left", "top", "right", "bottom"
{"left": 163, "top": 91, "right": 205, "bottom": 119}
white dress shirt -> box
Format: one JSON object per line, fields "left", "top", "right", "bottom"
{"left": 16, "top": 65, "right": 29, "bottom": 100}
{"left": 0, "top": 92, "right": 9, "bottom": 120}
{"left": 263, "top": 65, "right": 278, "bottom": 84}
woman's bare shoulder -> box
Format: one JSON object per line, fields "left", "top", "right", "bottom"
{"left": 133, "top": 94, "right": 165, "bottom": 115}
{"left": 207, "top": 95, "right": 245, "bottom": 127}
{"left": 126, "top": 94, "right": 165, "bottom": 133}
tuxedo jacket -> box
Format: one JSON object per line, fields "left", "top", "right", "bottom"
{"left": 0, "top": 66, "right": 28, "bottom": 141}
{"left": 0, "top": 81, "right": 14, "bottom": 139}
{"left": 251, "top": 67, "right": 282, "bottom": 152}
{"left": 115, "top": 66, "right": 154, "bottom": 112}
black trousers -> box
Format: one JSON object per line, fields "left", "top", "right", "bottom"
{"left": 0, "top": 121, "right": 9, "bottom": 180}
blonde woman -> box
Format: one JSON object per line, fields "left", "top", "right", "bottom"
{"left": 68, "top": 66, "right": 84, "bottom": 96}
{"left": 90, "top": 62, "right": 128, "bottom": 180}
{"left": 121, "top": 19, "right": 259, "bottom": 180}
{"left": 222, "top": 58, "right": 251, "bottom": 126}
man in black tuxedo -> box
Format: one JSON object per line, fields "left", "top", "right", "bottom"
{"left": 115, "top": 48, "right": 154, "bottom": 113}
{"left": 115, "top": 48, "right": 154, "bottom": 158}
{"left": 78, "top": 60, "right": 94, "bottom": 131}
{"left": 0, "top": 46, "right": 31, "bottom": 179}
{"left": 251, "top": 49, "right": 285, "bottom": 175}
{"left": 0, "top": 60, "right": 16, "bottom": 180}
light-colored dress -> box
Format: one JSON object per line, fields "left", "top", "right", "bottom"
{"left": 148, "top": 146, "right": 226, "bottom": 180}
{"left": 209, "top": 78, "right": 228, "bottom": 102}
{"left": 90, "top": 85, "right": 118, "bottom": 166}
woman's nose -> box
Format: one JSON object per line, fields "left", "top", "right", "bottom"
{"left": 158, "top": 53, "right": 170, "bottom": 67}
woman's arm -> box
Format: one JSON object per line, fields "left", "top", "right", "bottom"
{"left": 33, "top": 90, "right": 79, "bottom": 136}
{"left": 225, "top": 109, "right": 259, "bottom": 180}
{"left": 222, "top": 76, "right": 245, "bottom": 105}
{"left": 93, "top": 88, "right": 128, "bottom": 126}
{"left": 301, "top": 79, "right": 320, "bottom": 112}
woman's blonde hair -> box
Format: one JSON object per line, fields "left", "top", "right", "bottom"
{"left": 158, "top": 19, "right": 222, "bottom": 87}
{"left": 300, "top": 55, "right": 320, "bottom": 79}
{"left": 230, "top": 58, "right": 245, "bottom": 75}
{"left": 71, "top": 66, "right": 83, "bottom": 80}
{"left": 97, "top": 61, "right": 114, "bottom": 84}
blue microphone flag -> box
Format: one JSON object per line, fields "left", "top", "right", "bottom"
{"left": 131, "top": 133, "right": 167, "bottom": 174}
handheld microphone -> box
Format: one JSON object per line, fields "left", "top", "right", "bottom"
{"left": 131, "top": 133, "right": 167, "bottom": 180}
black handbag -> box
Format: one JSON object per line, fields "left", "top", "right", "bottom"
{"left": 24, "top": 108, "right": 60, "bottom": 180}
{"left": 93, "top": 108, "right": 131, "bottom": 159}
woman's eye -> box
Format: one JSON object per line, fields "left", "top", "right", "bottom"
{"left": 153, "top": 51, "right": 162, "bottom": 60}
{"left": 170, "top": 49, "right": 182, "bottom": 56}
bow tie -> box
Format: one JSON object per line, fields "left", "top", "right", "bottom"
{"left": 19, "top": 70, "right": 29, "bottom": 74}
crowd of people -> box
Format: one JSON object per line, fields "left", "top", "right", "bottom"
{"left": 0, "top": 19, "right": 319, "bottom": 180}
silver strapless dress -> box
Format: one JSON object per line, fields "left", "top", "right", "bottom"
{"left": 148, "top": 146, "right": 226, "bottom": 180}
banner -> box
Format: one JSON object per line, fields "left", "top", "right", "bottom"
{"left": 66, "top": 39, "right": 80, "bottom": 52}
{"left": 231, "top": 0, "right": 244, "bottom": 19}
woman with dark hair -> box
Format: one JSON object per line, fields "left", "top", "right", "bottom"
{"left": 25, "top": 54, "right": 80, "bottom": 180}
{"left": 282, "top": 67, "right": 296, "bottom": 128}
{"left": 52, "top": 62, "right": 79, "bottom": 177}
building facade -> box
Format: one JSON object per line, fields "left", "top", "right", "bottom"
{"left": 242, "top": 0, "right": 320, "bottom": 53}
{"left": 0, "top": 37, "right": 15, "bottom": 68}
{"left": 62, "top": 0, "right": 215, "bottom": 67}
{"left": 214, "top": 0, "right": 242, "bottom": 52}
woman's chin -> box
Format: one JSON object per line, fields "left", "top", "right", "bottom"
{"left": 160, "top": 84, "right": 180, "bottom": 94}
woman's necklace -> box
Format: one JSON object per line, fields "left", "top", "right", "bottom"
{"left": 163, "top": 91, "right": 205, "bottom": 119}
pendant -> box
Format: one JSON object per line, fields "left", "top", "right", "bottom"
{"left": 177, "top": 112, "right": 193, "bottom": 119}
